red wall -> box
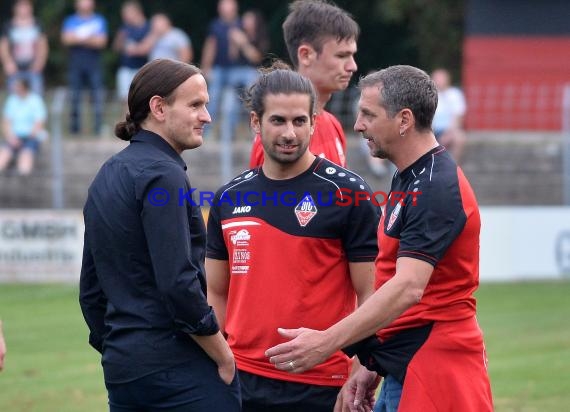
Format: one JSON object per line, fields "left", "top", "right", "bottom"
{"left": 462, "top": 36, "right": 570, "bottom": 130}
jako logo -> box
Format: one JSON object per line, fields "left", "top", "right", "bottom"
{"left": 232, "top": 205, "right": 252, "bottom": 214}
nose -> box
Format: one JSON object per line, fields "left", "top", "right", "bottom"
{"left": 201, "top": 106, "right": 212, "bottom": 124}
{"left": 283, "top": 121, "right": 296, "bottom": 139}
{"left": 346, "top": 56, "right": 357, "bottom": 73}
{"left": 354, "top": 113, "right": 364, "bottom": 133}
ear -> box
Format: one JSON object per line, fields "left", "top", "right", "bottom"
{"left": 310, "top": 113, "right": 317, "bottom": 135}
{"left": 148, "top": 95, "right": 167, "bottom": 122}
{"left": 298, "top": 44, "right": 314, "bottom": 67}
{"left": 250, "top": 111, "right": 261, "bottom": 134}
{"left": 399, "top": 108, "right": 414, "bottom": 136}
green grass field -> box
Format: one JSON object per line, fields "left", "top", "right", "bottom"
{"left": 0, "top": 281, "right": 569, "bottom": 411}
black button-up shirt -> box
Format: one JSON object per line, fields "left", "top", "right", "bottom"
{"left": 79, "top": 130, "right": 219, "bottom": 383}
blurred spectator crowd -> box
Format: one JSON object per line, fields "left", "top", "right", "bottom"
{"left": 0, "top": 0, "right": 468, "bottom": 177}
{"left": 0, "top": 0, "right": 271, "bottom": 175}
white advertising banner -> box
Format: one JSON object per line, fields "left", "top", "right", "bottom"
{"left": 0, "top": 210, "right": 84, "bottom": 282}
{"left": 480, "top": 207, "right": 570, "bottom": 281}
{"left": 0, "top": 207, "right": 569, "bottom": 282}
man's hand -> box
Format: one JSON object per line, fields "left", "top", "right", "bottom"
{"left": 334, "top": 366, "right": 380, "bottom": 412}
{"left": 190, "top": 332, "right": 235, "bottom": 385}
{"left": 265, "top": 327, "right": 335, "bottom": 373}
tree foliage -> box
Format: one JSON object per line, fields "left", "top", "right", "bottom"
{"left": 378, "top": 0, "right": 465, "bottom": 79}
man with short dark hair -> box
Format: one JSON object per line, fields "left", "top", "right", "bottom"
{"left": 207, "top": 63, "right": 379, "bottom": 412}
{"left": 61, "top": 0, "right": 107, "bottom": 135}
{"left": 201, "top": 0, "right": 259, "bottom": 141}
{"left": 249, "top": 0, "right": 359, "bottom": 168}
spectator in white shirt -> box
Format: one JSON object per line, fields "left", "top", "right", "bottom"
{"left": 431, "top": 68, "right": 467, "bottom": 163}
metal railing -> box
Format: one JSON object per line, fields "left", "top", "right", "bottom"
{"left": 50, "top": 87, "right": 66, "bottom": 209}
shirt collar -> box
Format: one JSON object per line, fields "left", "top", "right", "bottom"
{"left": 131, "top": 129, "right": 187, "bottom": 171}
{"left": 398, "top": 145, "right": 445, "bottom": 180}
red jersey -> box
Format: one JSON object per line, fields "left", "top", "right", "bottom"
{"left": 206, "top": 158, "right": 379, "bottom": 386}
{"left": 249, "top": 110, "right": 347, "bottom": 168}
{"left": 376, "top": 146, "right": 480, "bottom": 340}
{"left": 343, "top": 147, "right": 492, "bottom": 411}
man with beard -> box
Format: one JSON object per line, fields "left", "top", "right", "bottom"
{"left": 207, "top": 63, "right": 379, "bottom": 411}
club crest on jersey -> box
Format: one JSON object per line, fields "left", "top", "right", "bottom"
{"left": 294, "top": 194, "right": 318, "bottom": 227}
{"left": 387, "top": 202, "right": 402, "bottom": 231}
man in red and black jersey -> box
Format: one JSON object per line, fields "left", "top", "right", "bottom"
{"left": 249, "top": 0, "right": 358, "bottom": 168}
{"left": 266, "top": 65, "right": 494, "bottom": 412}
{"left": 206, "top": 64, "right": 380, "bottom": 412}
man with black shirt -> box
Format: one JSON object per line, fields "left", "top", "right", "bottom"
{"left": 79, "top": 59, "right": 240, "bottom": 411}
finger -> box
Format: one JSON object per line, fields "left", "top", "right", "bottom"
{"left": 348, "top": 401, "right": 361, "bottom": 412}
{"left": 359, "top": 397, "right": 371, "bottom": 411}
{"left": 345, "top": 395, "right": 357, "bottom": 412}
{"left": 265, "top": 341, "right": 294, "bottom": 360}
{"left": 338, "top": 389, "right": 354, "bottom": 412}
{"left": 267, "top": 351, "right": 296, "bottom": 366}
{"left": 333, "top": 392, "right": 343, "bottom": 412}
{"left": 276, "top": 327, "right": 304, "bottom": 339}
{"left": 353, "top": 381, "right": 367, "bottom": 409}
{"left": 274, "top": 357, "right": 310, "bottom": 374}
{"left": 274, "top": 360, "right": 297, "bottom": 371}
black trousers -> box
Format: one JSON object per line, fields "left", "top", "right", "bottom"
{"left": 105, "top": 358, "right": 241, "bottom": 411}
{"left": 239, "top": 370, "right": 340, "bottom": 412}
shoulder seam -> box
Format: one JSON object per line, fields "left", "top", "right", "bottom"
{"left": 220, "top": 170, "right": 260, "bottom": 198}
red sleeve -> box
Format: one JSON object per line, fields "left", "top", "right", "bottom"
{"left": 332, "top": 114, "right": 346, "bottom": 146}
{"left": 331, "top": 114, "right": 347, "bottom": 167}
{"left": 249, "top": 133, "right": 264, "bottom": 168}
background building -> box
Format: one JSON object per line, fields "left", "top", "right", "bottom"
{"left": 463, "top": 0, "right": 570, "bottom": 130}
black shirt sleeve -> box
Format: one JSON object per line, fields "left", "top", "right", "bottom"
{"left": 398, "top": 176, "right": 467, "bottom": 266}
{"left": 136, "top": 160, "right": 219, "bottom": 336}
{"left": 79, "top": 228, "right": 108, "bottom": 353}
{"left": 342, "top": 183, "right": 381, "bottom": 262}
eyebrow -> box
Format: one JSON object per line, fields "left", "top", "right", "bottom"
{"left": 360, "top": 107, "right": 375, "bottom": 116}
{"left": 188, "top": 97, "right": 206, "bottom": 105}
{"left": 268, "top": 114, "right": 309, "bottom": 121}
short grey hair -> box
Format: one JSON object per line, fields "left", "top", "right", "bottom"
{"left": 359, "top": 65, "right": 438, "bottom": 132}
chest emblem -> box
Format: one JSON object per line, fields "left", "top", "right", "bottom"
{"left": 294, "top": 194, "right": 318, "bottom": 227}
{"left": 386, "top": 202, "right": 402, "bottom": 231}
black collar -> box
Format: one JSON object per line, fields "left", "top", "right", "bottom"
{"left": 131, "top": 129, "right": 187, "bottom": 171}
{"left": 398, "top": 145, "right": 445, "bottom": 179}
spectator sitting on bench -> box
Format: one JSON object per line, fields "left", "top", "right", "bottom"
{"left": 0, "top": 77, "right": 47, "bottom": 176}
